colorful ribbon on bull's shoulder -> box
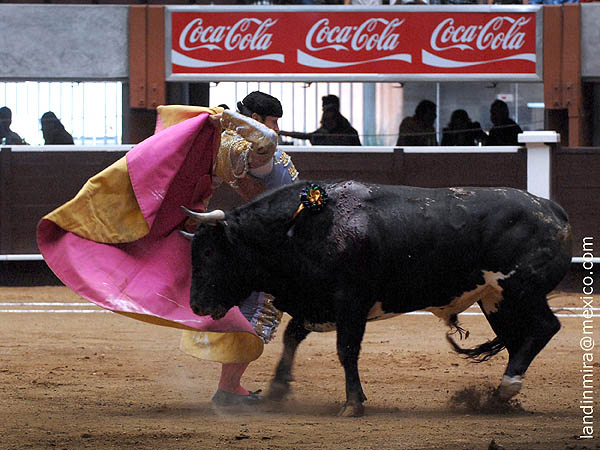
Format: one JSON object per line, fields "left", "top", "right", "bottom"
{"left": 292, "top": 184, "right": 328, "bottom": 220}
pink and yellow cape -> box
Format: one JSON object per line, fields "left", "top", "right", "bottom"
{"left": 37, "top": 107, "right": 264, "bottom": 363}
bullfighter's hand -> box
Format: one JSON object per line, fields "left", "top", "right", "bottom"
{"left": 208, "top": 113, "right": 223, "bottom": 134}
{"left": 221, "top": 110, "right": 277, "bottom": 158}
{"left": 248, "top": 149, "right": 274, "bottom": 170}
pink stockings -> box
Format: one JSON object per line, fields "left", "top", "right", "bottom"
{"left": 218, "top": 362, "right": 250, "bottom": 395}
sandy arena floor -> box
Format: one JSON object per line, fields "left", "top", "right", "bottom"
{"left": 1, "top": 286, "right": 598, "bottom": 450}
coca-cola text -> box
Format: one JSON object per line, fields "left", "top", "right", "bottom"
{"left": 305, "top": 18, "right": 404, "bottom": 52}
{"left": 179, "top": 18, "right": 277, "bottom": 52}
{"left": 430, "top": 16, "right": 530, "bottom": 52}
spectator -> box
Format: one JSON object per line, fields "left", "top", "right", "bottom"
{"left": 0, "top": 106, "right": 25, "bottom": 145}
{"left": 41, "top": 111, "right": 74, "bottom": 145}
{"left": 441, "top": 109, "right": 487, "bottom": 146}
{"left": 396, "top": 100, "right": 438, "bottom": 146}
{"left": 280, "top": 106, "right": 361, "bottom": 146}
{"left": 280, "top": 95, "right": 361, "bottom": 146}
{"left": 486, "top": 100, "right": 523, "bottom": 146}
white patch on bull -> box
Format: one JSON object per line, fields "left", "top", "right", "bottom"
{"left": 426, "top": 270, "right": 513, "bottom": 326}
{"left": 367, "top": 301, "right": 400, "bottom": 322}
{"left": 498, "top": 374, "right": 522, "bottom": 400}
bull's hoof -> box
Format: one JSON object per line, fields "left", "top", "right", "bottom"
{"left": 497, "top": 375, "right": 522, "bottom": 401}
{"left": 266, "top": 380, "right": 290, "bottom": 401}
{"left": 338, "top": 402, "right": 365, "bottom": 417}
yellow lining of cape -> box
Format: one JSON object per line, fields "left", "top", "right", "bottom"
{"left": 157, "top": 105, "right": 223, "bottom": 129}
{"left": 116, "top": 312, "right": 263, "bottom": 364}
{"left": 43, "top": 156, "right": 149, "bottom": 243}
{"left": 179, "top": 329, "right": 264, "bottom": 364}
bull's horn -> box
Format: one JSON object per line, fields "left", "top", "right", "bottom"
{"left": 179, "top": 230, "right": 195, "bottom": 240}
{"left": 181, "top": 206, "right": 226, "bottom": 224}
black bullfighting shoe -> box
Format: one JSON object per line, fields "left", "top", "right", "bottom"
{"left": 211, "top": 389, "right": 264, "bottom": 407}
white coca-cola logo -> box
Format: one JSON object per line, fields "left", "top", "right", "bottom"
{"left": 179, "top": 18, "right": 277, "bottom": 52}
{"left": 430, "top": 16, "right": 530, "bottom": 52}
{"left": 305, "top": 18, "right": 404, "bottom": 52}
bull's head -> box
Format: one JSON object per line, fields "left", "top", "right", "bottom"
{"left": 183, "top": 207, "right": 255, "bottom": 320}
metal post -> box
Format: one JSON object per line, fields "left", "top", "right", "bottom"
{"left": 518, "top": 130, "right": 560, "bottom": 199}
{"left": 363, "top": 82, "right": 376, "bottom": 146}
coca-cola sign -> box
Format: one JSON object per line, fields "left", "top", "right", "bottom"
{"left": 167, "top": 6, "right": 541, "bottom": 81}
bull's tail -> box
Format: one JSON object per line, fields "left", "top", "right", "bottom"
{"left": 446, "top": 333, "right": 506, "bottom": 363}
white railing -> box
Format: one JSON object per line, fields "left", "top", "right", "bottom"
{"left": 8, "top": 145, "right": 134, "bottom": 152}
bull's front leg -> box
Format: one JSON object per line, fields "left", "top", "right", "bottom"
{"left": 336, "top": 311, "right": 368, "bottom": 417}
{"left": 267, "top": 316, "right": 310, "bottom": 401}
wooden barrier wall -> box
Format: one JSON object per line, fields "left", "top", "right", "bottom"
{"left": 0, "top": 147, "right": 128, "bottom": 255}
{"left": 552, "top": 147, "right": 600, "bottom": 247}
{"left": 209, "top": 149, "right": 527, "bottom": 212}
{"left": 1, "top": 145, "right": 597, "bottom": 258}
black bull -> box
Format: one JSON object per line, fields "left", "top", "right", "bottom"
{"left": 187, "top": 181, "right": 572, "bottom": 417}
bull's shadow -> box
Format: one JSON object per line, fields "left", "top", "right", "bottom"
{"left": 208, "top": 392, "right": 527, "bottom": 418}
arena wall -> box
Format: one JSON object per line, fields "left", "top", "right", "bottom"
{"left": 2, "top": 145, "right": 597, "bottom": 260}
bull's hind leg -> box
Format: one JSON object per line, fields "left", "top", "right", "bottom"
{"left": 480, "top": 295, "right": 561, "bottom": 400}
{"left": 267, "top": 316, "right": 311, "bottom": 401}
{"left": 336, "top": 312, "right": 368, "bottom": 417}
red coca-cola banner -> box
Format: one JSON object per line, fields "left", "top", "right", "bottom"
{"left": 166, "top": 6, "right": 542, "bottom": 82}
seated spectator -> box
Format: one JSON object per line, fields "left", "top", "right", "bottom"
{"left": 41, "top": 111, "right": 74, "bottom": 145}
{"left": 396, "top": 100, "right": 438, "bottom": 146}
{"left": 280, "top": 97, "right": 361, "bottom": 146}
{"left": 441, "top": 109, "right": 487, "bottom": 146}
{"left": 486, "top": 100, "right": 523, "bottom": 146}
{"left": 0, "top": 106, "right": 25, "bottom": 145}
